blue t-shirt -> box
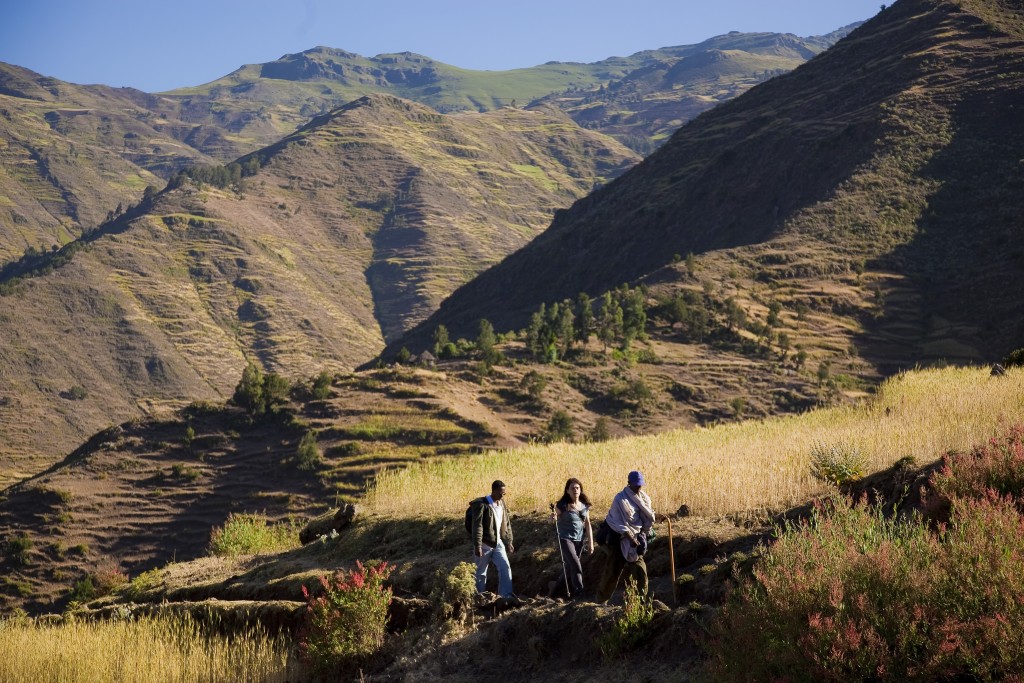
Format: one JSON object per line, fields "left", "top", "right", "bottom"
{"left": 556, "top": 503, "right": 590, "bottom": 541}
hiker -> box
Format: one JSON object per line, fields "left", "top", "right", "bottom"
{"left": 551, "top": 477, "right": 594, "bottom": 599}
{"left": 597, "top": 470, "right": 655, "bottom": 602}
{"left": 470, "top": 480, "right": 517, "bottom": 599}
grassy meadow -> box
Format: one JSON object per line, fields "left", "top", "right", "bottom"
{"left": 368, "top": 366, "right": 1024, "bottom": 517}
{"left": 0, "top": 615, "right": 299, "bottom": 683}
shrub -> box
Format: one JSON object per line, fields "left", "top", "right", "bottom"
{"left": 930, "top": 425, "right": 1024, "bottom": 504}
{"left": 295, "top": 430, "right": 322, "bottom": 471}
{"left": 429, "top": 562, "right": 477, "bottom": 622}
{"left": 543, "top": 410, "right": 575, "bottom": 443}
{"left": 705, "top": 490, "right": 1024, "bottom": 681}
{"left": 597, "top": 578, "right": 655, "bottom": 658}
{"left": 809, "top": 440, "right": 867, "bottom": 485}
{"left": 519, "top": 370, "right": 548, "bottom": 401}
{"left": 589, "top": 416, "right": 612, "bottom": 443}
{"left": 207, "top": 513, "right": 300, "bottom": 557}
{"left": 232, "top": 362, "right": 290, "bottom": 416}
{"left": 6, "top": 532, "right": 33, "bottom": 566}
{"left": 300, "top": 561, "right": 393, "bottom": 672}
{"left": 311, "top": 371, "right": 333, "bottom": 400}
{"left": 1003, "top": 347, "right": 1024, "bottom": 368}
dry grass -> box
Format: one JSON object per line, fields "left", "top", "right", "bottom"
{"left": 368, "top": 366, "right": 1024, "bottom": 517}
{"left": 0, "top": 615, "right": 300, "bottom": 682}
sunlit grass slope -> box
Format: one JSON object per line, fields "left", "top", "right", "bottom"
{"left": 0, "top": 615, "right": 299, "bottom": 683}
{"left": 368, "top": 366, "right": 1024, "bottom": 517}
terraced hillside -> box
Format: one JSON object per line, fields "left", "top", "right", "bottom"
{"left": 394, "top": 0, "right": 1024, "bottom": 372}
{"left": 0, "top": 64, "right": 195, "bottom": 259}
{"left": 0, "top": 95, "right": 638, "bottom": 482}
{"left": 0, "top": 26, "right": 854, "bottom": 258}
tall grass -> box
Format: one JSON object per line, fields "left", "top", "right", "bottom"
{"left": 367, "top": 366, "right": 1024, "bottom": 517}
{"left": 0, "top": 615, "right": 300, "bottom": 682}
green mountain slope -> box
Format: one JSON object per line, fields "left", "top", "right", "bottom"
{"left": 0, "top": 95, "right": 637, "bottom": 482}
{"left": 390, "top": 0, "right": 1024, "bottom": 371}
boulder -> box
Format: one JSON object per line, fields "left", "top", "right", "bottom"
{"left": 299, "top": 503, "right": 358, "bottom": 545}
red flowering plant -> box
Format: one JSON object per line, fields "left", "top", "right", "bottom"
{"left": 299, "top": 560, "right": 393, "bottom": 672}
{"left": 704, "top": 426, "right": 1024, "bottom": 682}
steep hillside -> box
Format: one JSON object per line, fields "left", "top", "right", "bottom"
{"left": 393, "top": 0, "right": 1024, "bottom": 371}
{"left": 0, "top": 65, "right": 170, "bottom": 259}
{"left": 0, "top": 95, "right": 637, "bottom": 481}
{"left": 0, "top": 27, "right": 853, "bottom": 258}
{"left": 537, "top": 27, "right": 859, "bottom": 152}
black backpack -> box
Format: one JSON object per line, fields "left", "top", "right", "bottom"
{"left": 465, "top": 498, "right": 482, "bottom": 537}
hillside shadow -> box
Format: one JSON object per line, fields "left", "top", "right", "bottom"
{"left": 856, "top": 57, "right": 1024, "bottom": 369}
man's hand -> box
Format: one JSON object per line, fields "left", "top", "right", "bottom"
{"left": 474, "top": 545, "right": 483, "bottom": 557}
{"left": 508, "top": 544, "right": 515, "bottom": 554}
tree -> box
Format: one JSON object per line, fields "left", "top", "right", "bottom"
{"left": 526, "top": 307, "right": 546, "bottom": 361}
{"left": 233, "top": 362, "right": 265, "bottom": 414}
{"left": 543, "top": 410, "right": 574, "bottom": 443}
{"left": 432, "top": 325, "right": 450, "bottom": 358}
{"left": 477, "top": 319, "right": 500, "bottom": 366}
{"left": 555, "top": 300, "right": 575, "bottom": 359}
{"left": 575, "top": 293, "right": 594, "bottom": 346}
{"left": 620, "top": 286, "right": 647, "bottom": 349}
{"left": 598, "top": 291, "right": 623, "bottom": 351}
{"left": 233, "top": 362, "right": 290, "bottom": 416}
{"left": 684, "top": 252, "right": 698, "bottom": 276}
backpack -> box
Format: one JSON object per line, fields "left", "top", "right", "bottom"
{"left": 465, "top": 498, "right": 482, "bottom": 537}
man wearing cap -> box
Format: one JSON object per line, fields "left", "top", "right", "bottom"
{"left": 597, "top": 470, "right": 656, "bottom": 602}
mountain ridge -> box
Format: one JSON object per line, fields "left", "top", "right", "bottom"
{"left": 387, "top": 0, "right": 1024, "bottom": 369}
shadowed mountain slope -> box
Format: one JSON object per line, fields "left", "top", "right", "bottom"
{"left": 0, "top": 95, "right": 637, "bottom": 481}
{"left": 390, "top": 0, "right": 1024, "bottom": 369}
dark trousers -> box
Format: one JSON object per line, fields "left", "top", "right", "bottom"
{"left": 596, "top": 543, "right": 648, "bottom": 603}
{"left": 558, "top": 537, "right": 585, "bottom": 597}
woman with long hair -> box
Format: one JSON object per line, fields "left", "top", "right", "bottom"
{"left": 552, "top": 477, "right": 594, "bottom": 599}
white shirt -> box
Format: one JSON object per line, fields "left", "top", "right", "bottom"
{"left": 486, "top": 494, "right": 504, "bottom": 548}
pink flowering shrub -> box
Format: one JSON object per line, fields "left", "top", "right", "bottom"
{"left": 300, "top": 560, "right": 393, "bottom": 672}
{"left": 705, "top": 426, "right": 1024, "bottom": 682}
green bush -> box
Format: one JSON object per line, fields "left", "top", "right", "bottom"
{"left": 543, "top": 410, "right": 574, "bottom": 443}
{"left": 1003, "top": 348, "right": 1024, "bottom": 367}
{"left": 232, "top": 362, "right": 290, "bottom": 417}
{"left": 296, "top": 430, "right": 322, "bottom": 471}
{"left": 311, "top": 371, "right": 333, "bottom": 400}
{"left": 207, "top": 513, "right": 300, "bottom": 557}
{"left": 300, "top": 561, "right": 393, "bottom": 672}
{"left": 430, "top": 562, "right": 477, "bottom": 622}
{"left": 6, "top": 532, "right": 33, "bottom": 566}
{"left": 597, "top": 578, "right": 655, "bottom": 657}
{"left": 809, "top": 441, "right": 867, "bottom": 485}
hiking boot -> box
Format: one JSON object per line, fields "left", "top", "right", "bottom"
{"left": 501, "top": 593, "right": 525, "bottom": 608}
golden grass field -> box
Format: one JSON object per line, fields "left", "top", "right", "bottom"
{"left": 368, "top": 366, "right": 1024, "bottom": 518}
{"left": 0, "top": 615, "right": 299, "bottom": 683}
{"left": 4, "top": 365, "right": 1021, "bottom": 681}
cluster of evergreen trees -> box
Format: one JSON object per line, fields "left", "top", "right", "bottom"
{"left": 524, "top": 285, "right": 647, "bottom": 362}
{"left": 170, "top": 155, "right": 262, "bottom": 190}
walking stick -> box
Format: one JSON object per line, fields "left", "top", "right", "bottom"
{"left": 550, "top": 503, "right": 571, "bottom": 598}
{"left": 666, "top": 515, "right": 677, "bottom": 605}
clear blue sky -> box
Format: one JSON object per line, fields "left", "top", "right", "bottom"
{"left": 1, "top": 0, "right": 884, "bottom": 92}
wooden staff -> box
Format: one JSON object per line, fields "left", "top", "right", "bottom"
{"left": 666, "top": 515, "right": 677, "bottom": 605}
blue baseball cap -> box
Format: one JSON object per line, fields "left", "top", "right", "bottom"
{"left": 628, "top": 470, "right": 645, "bottom": 486}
